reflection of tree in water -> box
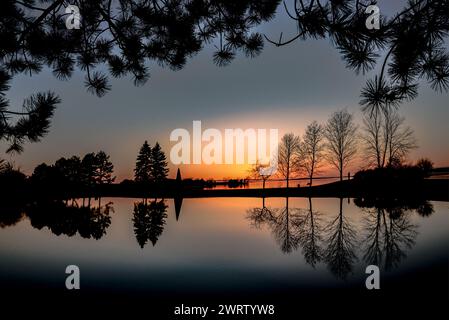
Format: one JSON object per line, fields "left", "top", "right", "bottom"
{"left": 272, "top": 198, "right": 302, "bottom": 253}
{"left": 416, "top": 202, "right": 434, "bottom": 217}
{"left": 323, "top": 198, "right": 357, "bottom": 280}
{"left": 247, "top": 196, "right": 429, "bottom": 280}
{"left": 295, "top": 198, "right": 324, "bottom": 268}
{"left": 0, "top": 204, "right": 25, "bottom": 228}
{"left": 247, "top": 197, "right": 324, "bottom": 264}
{"left": 361, "top": 204, "right": 420, "bottom": 271}
{"left": 26, "top": 201, "right": 113, "bottom": 240}
{"left": 246, "top": 198, "right": 276, "bottom": 229}
{"left": 133, "top": 199, "right": 168, "bottom": 248}
{"left": 247, "top": 197, "right": 302, "bottom": 254}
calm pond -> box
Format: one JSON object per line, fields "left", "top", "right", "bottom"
{"left": 0, "top": 197, "right": 447, "bottom": 300}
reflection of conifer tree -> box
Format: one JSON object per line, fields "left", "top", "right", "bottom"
{"left": 324, "top": 198, "right": 357, "bottom": 280}
{"left": 133, "top": 200, "right": 168, "bottom": 248}
{"left": 148, "top": 200, "right": 168, "bottom": 245}
{"left": 133, "top": 202, "right": 151, "bottom": 248}
{"left": 295, "top": 198, "right": 323, "bottom": 268}
{"left": 174, "top": 195, "right": 183, "bottom": 221}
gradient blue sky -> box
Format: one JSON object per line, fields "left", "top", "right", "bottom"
{"left": 3, "top": 0, "right": 448, "bottom": 180}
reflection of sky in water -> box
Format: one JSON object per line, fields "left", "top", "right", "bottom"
{"left": 0, "top": 198, "right": 447, "bottom": 293}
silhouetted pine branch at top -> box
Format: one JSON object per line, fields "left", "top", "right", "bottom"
{"left": 0, "top": 0, "right": 448, "bottom": 152}
{"left": 266, "top": 0, "right": 449, "bottom": 114}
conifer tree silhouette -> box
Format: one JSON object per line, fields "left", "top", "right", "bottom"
{"left": 134, "top": 141, "right": 152, "bottom": 183}
{"left": 150, "top": 142, "right": 169, "bottom": 182}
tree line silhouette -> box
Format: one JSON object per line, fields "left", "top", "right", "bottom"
{"left": 29, "top": 150, "right": 115, "bottom": 203}
{"left": 250, "top": 108, "right": 432, "bottom": 188}
{"left": 0, "top": 139, "right": 172, "bottom": 200}
{"left": 31, "top": 151, "right": 115, "bottom": 188}
{"left": 0, "top": 128, "right": 436, "bottom": 202}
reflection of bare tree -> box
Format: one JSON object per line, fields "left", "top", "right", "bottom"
{"left": 246, "top": 198, "right": 276, "bottom": 229}
{"left": 363, "top": 208, "right": 383, "bottom": 267}
{"left": 272, "top": 198, "right": 302, "bottom": 253}
{"left": 295, "top": 198, "right": 323, "bottom": 268}
{"left": 247, "top": 197, "right": 324, "bottom": 264}
{"left": 133, "top": 199, "right": 168, "bottom": 248}
{"left": 247, "top": 197, "right": 301, "bottom": 253}
{"left": 363, "top": 206, "right": 417, "bottom": 271}
{"left": 247, "top": 196, "right": 422, "bottom": 279}
{"left": 323, "top": 198, "right": 358, "bottom": 280}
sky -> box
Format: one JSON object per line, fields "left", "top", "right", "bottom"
{"left": 3, "top": 0, "right": 448, "bottom": 180}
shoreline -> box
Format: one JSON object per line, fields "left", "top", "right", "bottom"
{"left": 78, "top": 179, "right": 449, "bottom": 202}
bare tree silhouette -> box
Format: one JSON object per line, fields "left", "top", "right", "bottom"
{"left": 278, "top": 133, "right": 302, "bottom": 188}
{"left": 362, "top": 108, "right": 417, "bottom": 168}
{"left": 248, "top": 160, "right": 274, "bottom": 190}
{"left": 301, "top": 121, "right": 325, "bottom": 186}
{"left": 324, "top": 110, "right": 358, "bottom": 181}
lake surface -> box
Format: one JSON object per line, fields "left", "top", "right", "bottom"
{"left": 0, "top": 197, "right": 448, "bottom": 302}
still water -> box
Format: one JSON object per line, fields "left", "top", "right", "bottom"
{"left": 0, "top": 197, "right": 448, "bottom": 298}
